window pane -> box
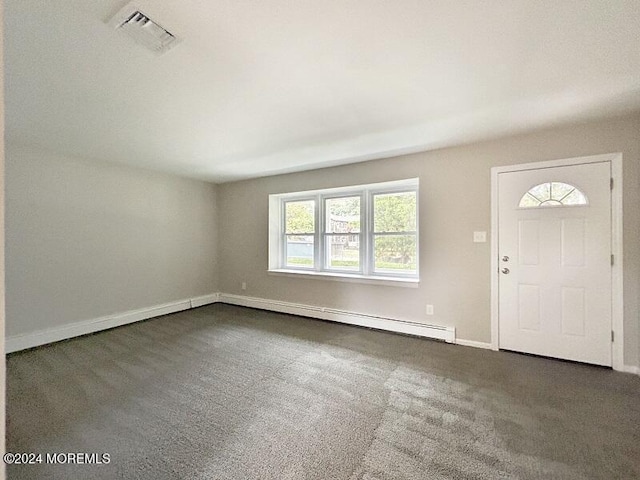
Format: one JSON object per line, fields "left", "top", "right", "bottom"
{"left": 286, "top": 235, "right": 314, "bottom": 267}
{"left": 326, "top": 197, "right": 360, "bottom": 233}
{"left": 374, "top": 235, "right": 417, "bottom": 273}
{"left": 550, "top": 182, "right": 574, "bottom": 200}
{"left": 518, "top": 182, "right": 587, "bottom": 208}
{"left": 374, "top": 192, "right": 416, "bottom": 233}
{"left": 528, "top": 182, "right": 551, "bottom": 202}
{"left": 561, "top": 189, "right": 587, "bottom": 205}
{"left": 520, "top": 193, "right": 541, "bottom": 207}
{"left": 325, "top": 234, "right": 360, "bottom": 271}
{"left": 285, "top": 200, "right": 315, "bottom": 234}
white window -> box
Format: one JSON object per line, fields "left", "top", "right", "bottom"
{"left": 269, "top": 179, "right": 419, "bottom": 282}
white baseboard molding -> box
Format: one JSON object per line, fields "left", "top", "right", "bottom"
{"left": 218, "top": 293, "right": 455, "bottom": 343}
{"left": 621, "top": 365, "right": 640, "bottom": 376}
{"left": 455, "top": 339, "right": 493, "bottom": 350}
{"left": 190, "top": 293, "right": 220, "bottom": 308}
{"left": 10, "top": 290, "right": 632, "bottom": 370}
{"left": 6, "top": 293, "right": 219, "bottom": 353}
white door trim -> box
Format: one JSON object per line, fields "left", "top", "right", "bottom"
{"left": 491, "top": 153, "right": 624, "bottom": 371}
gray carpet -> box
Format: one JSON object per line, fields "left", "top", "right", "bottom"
{"left": 6, "top": 304, "right": 640, "bottom": 479}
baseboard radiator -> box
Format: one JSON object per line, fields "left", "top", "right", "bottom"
{"left": 218, "top": 293, "right": 455, "bottom": 343}
{"left": 5, "top": 294, "right": 220, "bottom": 353}
{"left": 6, "top": 292, "right": 455, "bottom": 353}
{"left": 8, "top": 293, "right": 638, "bottom": 376}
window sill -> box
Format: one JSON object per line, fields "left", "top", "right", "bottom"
{"left": 267, "top": 269, "right": 419, "bottom": 288}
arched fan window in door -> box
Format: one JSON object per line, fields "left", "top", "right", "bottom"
{"left": 519, "top": 182, "right": 588, "bottom": 208}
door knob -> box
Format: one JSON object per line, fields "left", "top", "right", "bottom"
{"left": 501, "top": 268, "right": 510, "bottom": 274}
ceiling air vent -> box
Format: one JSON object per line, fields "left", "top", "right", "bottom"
{"left": 108, "top": 3, "right": 181, "bottom": 54}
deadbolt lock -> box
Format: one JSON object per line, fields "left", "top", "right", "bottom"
{"left": 502, "top": 256, "right": 509, "bottom": 262}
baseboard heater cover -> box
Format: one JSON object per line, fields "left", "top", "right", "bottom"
{"left": 8, "top": 292, "right": 636, "bottom": 375}
{"left": 6, "top": 292, "right": 455, "bottom": 353}
{"left": 6, "top": 293, "right": 220, "bottom": 353}
{"left": 218, "top": 293, "right": 455, "bottom": 343}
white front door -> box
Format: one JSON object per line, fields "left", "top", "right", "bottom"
{"left": 498, "top": 162, "right": 612, "bottom": 366}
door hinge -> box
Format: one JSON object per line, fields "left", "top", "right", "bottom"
{"left": 610, "top": 178, "right": 614, "bottom": 190}
{"left": 611, "top": 330, "right": 614, "bottom": 342}
{"left": 611, "top": 254, "right": 614, "bottom": 266}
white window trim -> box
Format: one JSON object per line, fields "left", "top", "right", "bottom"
{"left": 269, "top": 178, "right": 419, "bottom": 283}
{"left": 267, "top": 269, "right": 419, "bottom": 288}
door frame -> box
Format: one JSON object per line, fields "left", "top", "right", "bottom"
{"left": 490, "top": 153, "right": 624, "bottom": 371}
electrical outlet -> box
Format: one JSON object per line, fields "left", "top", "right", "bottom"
{"left": 241, "top": 282, "right": 247, "bottom": 290}
{"left": 426, "top": 304, "right": 434, "bottom": 315}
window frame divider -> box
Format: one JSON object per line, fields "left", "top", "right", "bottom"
{"left": 274, "top": 179, "right": 419, "bottom": 279}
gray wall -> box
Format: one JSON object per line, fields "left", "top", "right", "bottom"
{"left": 6, "top": 145, "right": 218, "bottom": 337}
{"left": 6, "top": 114, "right": 639, "bottom": 368}
{"left": 218, "top": 113, "right": 640, "bottom": 367}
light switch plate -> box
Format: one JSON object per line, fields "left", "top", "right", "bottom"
{"left": 473, "top": 231, "right": 487, "bottom": 243}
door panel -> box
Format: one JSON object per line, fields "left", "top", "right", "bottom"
{"left": 498, "top": 162, "right": 612, "bottom": 366}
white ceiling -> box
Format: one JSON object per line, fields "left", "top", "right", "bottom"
{"left": 5, "top": 0, "right": 640, "bottom": 182}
